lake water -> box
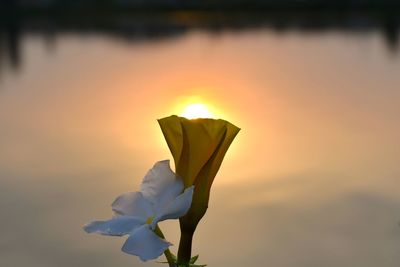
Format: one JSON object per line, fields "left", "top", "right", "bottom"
{"left": 1, "top": 12, "right": 400, "bottom": 267}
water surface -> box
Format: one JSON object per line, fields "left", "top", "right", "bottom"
{"left": 1, "top": 13, "right": 400, "bottom": 267}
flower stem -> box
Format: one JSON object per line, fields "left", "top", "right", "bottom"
{"left": 163, "top": 249, "right": 176, "bottom": 267}
{"left": 155, "top": 225, "right": 176, "bottom": 267}
{"left": 177, "top": 227, "right": 194, "bottom": 267}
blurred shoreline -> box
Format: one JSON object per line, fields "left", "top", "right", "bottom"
{"left": 1, "top": 8, "right": 399, "bottom": 74}
{"left": 2, "top": 0, "right": 400, "bottom": 11}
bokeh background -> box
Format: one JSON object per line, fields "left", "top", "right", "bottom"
{"left": 1, "top": 5, "right": 400, "bottom": 267}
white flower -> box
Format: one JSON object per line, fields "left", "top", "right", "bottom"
{"left": 84, "top": 160, "right": 194, "bottom": 261}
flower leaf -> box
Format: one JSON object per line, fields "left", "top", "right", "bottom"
{"left": 189, "top": 255, "right": 199, "bottom": 264}
{"left": 171, "top": 253, "right": 177, "bottom": 262}
{"left": 156, "top": 252, "right": 178, "bottom": 266}
{"left": 176, "top": 264, "right": 206, "bottom": 267}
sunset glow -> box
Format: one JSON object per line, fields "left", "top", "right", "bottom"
{"left": 181, "top": 103, "right": 214, "bottom": 119}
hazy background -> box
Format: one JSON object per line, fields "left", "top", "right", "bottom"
{"left": 1, "top": 10, "right": 400, "bottom": 267}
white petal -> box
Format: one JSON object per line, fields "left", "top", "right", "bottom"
{"left": 112, "top": 192, "right": 153, "bottom": 220}
{"left": 152, "top": 186, "right": 194, "bottom": 227}
{"left": 83, "top": 216, "right": 144, "bottom": 236}
{"left": 122, "top": 224, "right": 171, "bottom": 261}
{"left": 140, "top": 160, "right": 178, "bottom": 202}
{"left": 152, "top": 176, "right": 184, "bottom": 215}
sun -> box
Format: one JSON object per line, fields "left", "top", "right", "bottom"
{"left": 181, "top": 103, "right": 214, "bottom": 119}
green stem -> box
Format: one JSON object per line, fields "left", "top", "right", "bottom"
{"left": 177, "top": 228, "right": 195, "bottom": 267}
{"left": 163, "top": 249, "right": 176, "bottom": 267}
{"left": 155, "top": 225, "right": 176, "bottom": 267}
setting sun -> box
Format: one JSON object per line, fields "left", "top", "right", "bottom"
{"left": 181, "top": 103, "right": 214, "bottom": 119}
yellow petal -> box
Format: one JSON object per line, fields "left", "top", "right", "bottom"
{"left": 181, "top": 121, "right": 240, "bottom": 227}
{"left": 178, "top": 118, "right": 227, "bottom": 186}
{"left": 159, "top": 116, "right": 235, "bottom": 188}
{"left": 158, "top": 115, "right": 183, "bottom": 168}
{"left": 193, "top": 121, "right": 240, "bottom": 205}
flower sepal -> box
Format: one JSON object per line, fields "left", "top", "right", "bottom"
{"left": 158, "top": 253, "right": 207, "bottom": 267}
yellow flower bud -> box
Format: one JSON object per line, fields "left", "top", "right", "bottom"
{"left": 158, "top": 115, "right": 240, "bottom": 229}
